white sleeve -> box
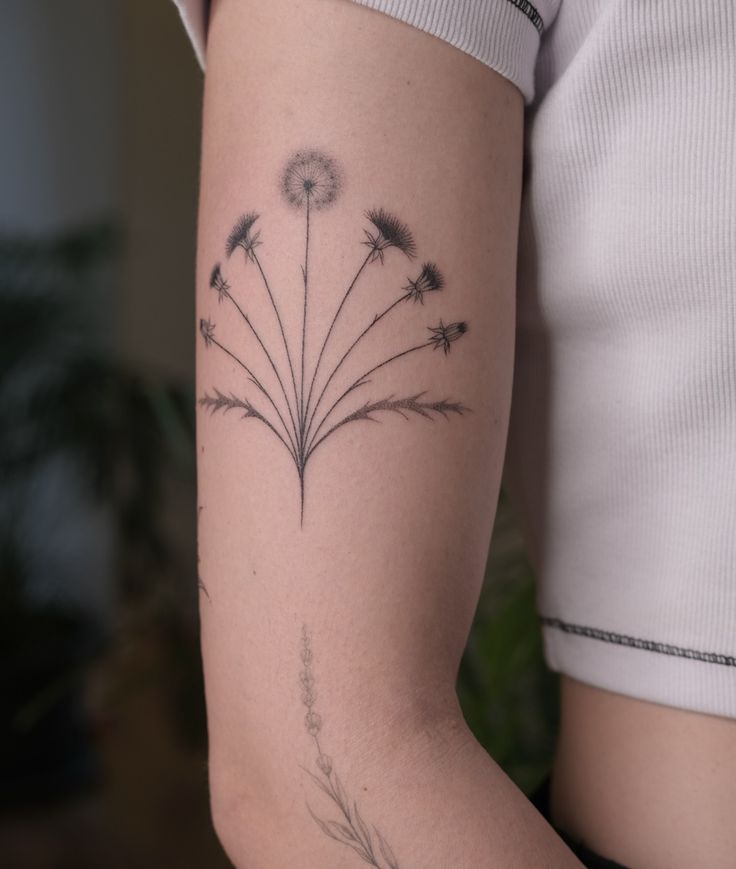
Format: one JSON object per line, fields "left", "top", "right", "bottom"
{"left": 171, "top": 0, "right": 208, "bottom": 70}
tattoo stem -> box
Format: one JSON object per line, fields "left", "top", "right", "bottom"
{"left": 222, "top": 288, "right": 301, "bottom": 449}
{"left": 209, "top": 335, "right": 298, "bottom": 461}
{"left": 303, "top": 250, "right": 373, "bottom": 428}
{"left": 252, "top": 250, "right": 301, "bottom": 431}
{"left": 306, "top": 339, "right": 432, "bottom": 458}
{"left": 304, "top": 291, "right": 411, "bottom": 444}
{"left": 300, "top": 191, "right": 311, "bottom": 440}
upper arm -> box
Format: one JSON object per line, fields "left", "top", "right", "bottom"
{"left": 196, "top": 0, "right": 524, "bottom": 857}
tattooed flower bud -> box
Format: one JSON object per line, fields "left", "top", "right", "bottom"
{"left": 316, "top": 753, "right": 332, "bottom": 776}
{"left": 428, "top": 319, "right": 468, "bottom": 355}
{"left": 403, "top": 262, "right": 444, "bottom": 304}
{"left": 209, "top": 264, "right": 230, "bottom": 302}
{"left": 199, "top": 318, "right": 215, "bottom": 348}
{"left": 282, "top": 150, "right": 340, "bottom": 210}
{"left": 300, "top": 669, "right": 316, "bottom": 707}
{"left": 225, "top": 213, "right": 261, "bottom": 261}
{"left": 304, "top": 710, "right": 322, "bottom": 736}
{"left": 362, "top": 208, "right": 417, "bottom": 263}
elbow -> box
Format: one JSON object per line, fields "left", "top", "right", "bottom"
{"left": 208, "top": 758, "right": 277, "bottom": 868}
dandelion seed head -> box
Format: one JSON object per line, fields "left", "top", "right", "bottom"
{"left": 363, "top": 208, "right": 417, "bottom": 262}
{"left": 282, "top": 150, "right": 340, "bottom": 210}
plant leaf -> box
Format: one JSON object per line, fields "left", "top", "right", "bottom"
{"left": 374, "top": 826, "right": 400, "bottom": 869}
{"left": 352, "top": 801, "right": 375, "bottom": 856}
{"left": 331, "top": 772, "right": 351, "bottom": 820}
{"left": 299, "top": 764, "right": 333, "bottom": 800}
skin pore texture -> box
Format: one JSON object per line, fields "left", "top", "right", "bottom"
{"left": 195, "top": 1, "right": 733, "bottom": 867}
{"left": 553, "top": 676, "right": 736, "bottom": 869}
{"left": 196, "top": 1, "right": 583, "bottom": 866}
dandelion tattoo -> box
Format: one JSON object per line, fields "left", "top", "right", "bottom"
{"left": 199, "top": 148, "right": 470, "bottom": 523}
{"left": 298, "top": 625, "right": 400, "bottom": 868}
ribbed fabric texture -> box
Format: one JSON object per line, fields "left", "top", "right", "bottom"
{"left": 172, "top": 0, "right": 736, "bottom": 718}
{"left": 505, "top": 0, "right": 736, "bottom": 718}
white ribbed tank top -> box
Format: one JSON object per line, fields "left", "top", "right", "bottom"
{"left": 173, "top": 0, "right": 736, "bottom": 718}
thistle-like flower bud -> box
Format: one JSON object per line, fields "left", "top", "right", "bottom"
{"left": 403, "top": 262, "right": 444, "bottom": 304}
{"left": 209, "top": 264, "right": 230, "bottom": 302}
{"left": 225, "top": 213, "right": 261, "bottom": 262}
{"left": 304, "top": 710, "right": 322, "bottom": 736}
{"left": 428, "top": 319, "right": 468, "bottom": 355}
{"left": 316, "top": 754, "right": 332, "bottom": 776}
{"left": 362, "top": 208, "right": 417, "bottom": 263}
{"left": 199, "top": 318, "right": 215, "bottom": 348}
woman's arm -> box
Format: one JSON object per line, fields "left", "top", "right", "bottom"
{"left": 196, "top": 1, "right": 580, "bottom": 865}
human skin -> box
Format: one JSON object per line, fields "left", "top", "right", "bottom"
{"left": 195, "top": 2, "right": 736, "bottom": 868}
{"left": 552, "top": 676, "right": 736, "bottom": 869}
{"left": 195, "top": 0, "right": 581, "bottom": 866}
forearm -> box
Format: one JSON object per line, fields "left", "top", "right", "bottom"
{"left": 212, "top": 685, "right": 578, "bottom": 868}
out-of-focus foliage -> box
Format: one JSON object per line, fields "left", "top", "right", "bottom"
{"left": 458, "top": 488, "right": 559, "bottom": 795}
{"left": 0, "top": 224, "right": 194, "bottom": 575}
{"left": 0, "top": 224, "right": 201, "bottom": 809}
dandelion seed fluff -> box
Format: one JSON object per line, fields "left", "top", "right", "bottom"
{"left": 282, "top": 150, "right": 340, "bottom": 210}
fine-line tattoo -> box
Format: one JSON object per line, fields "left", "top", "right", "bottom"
{"left": 199, "top": 149, "right": 470, "bottom": 524}
{"left": 298, "top": 625, "right": 400, "bottom": 868}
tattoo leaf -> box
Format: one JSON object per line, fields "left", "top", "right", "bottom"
{"left": 353, "top": 801, "right": 375, "bottom": 856}
{"left": 308, "top": 393, "right": 468, "bottom": 460}
{"left": 331, "top": 771, "right": 351, "bottom": 819}
{"left": 299, "top": 625, "right": 400, "bottom": 867}
{"left": 299, "top": 765, "right": 333, "bottom": 799}
{"left": 308, "top": 804, "right": 374, "bottom": 864}
{"left": 345, "top": 392, "right": 466, "bottom": 423}
{"left": 375, "top": 827, "right": 399, "bottom": 869}
{"left": 327, "top": 820, "right": 359, "bottom": 843}
{"left": 199, "top": 388, "right": 256, "bottom": 416}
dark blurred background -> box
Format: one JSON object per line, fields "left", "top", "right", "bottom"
{"left": 0, "top": 2, "right": 557, "bottom": 866}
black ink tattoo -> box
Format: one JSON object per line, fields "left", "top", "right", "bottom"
{"left": 298, "top": 625, "right": 400, "bottom": 868}
{"left": 197, "top": 575, "right": 210, "bottom": 600}
{"left": 199, "top": 149, "right": 470, "bottom": 524}
{"left": 197, "top": 506, "right": 211, "bottom": 601}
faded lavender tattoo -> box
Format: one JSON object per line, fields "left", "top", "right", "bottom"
{"left": 199, "top": 149, "right": 470, "bottom": 523}
{"left": 298, "top": 625, "right": 400, "bottom": 868}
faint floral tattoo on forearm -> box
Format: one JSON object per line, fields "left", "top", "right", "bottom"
{"left": 298, "top": 625, "right": 400, "bottom": 868}
{"left": 199, "top": 149, "right": 470, "bottom": 524}
{"left": 196, "top": 505, "right": 210, "bottom": 601}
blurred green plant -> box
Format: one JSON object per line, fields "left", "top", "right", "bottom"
{"left": 458, "top": 488, "right": 559, "bottom": 795}
{"left": 0, "top": 223, "right": 202, "bottom": 808}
